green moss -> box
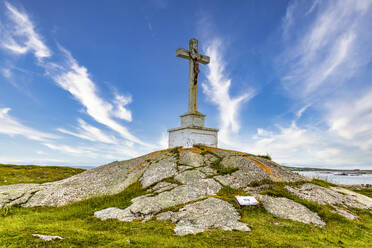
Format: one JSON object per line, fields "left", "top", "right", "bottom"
{"left": 210, "top": 157, "right": 238, "bottom": 175}
{"left": 0, "top": 164, "right": 85, "bottom": 185}
{"left": 310, "top": 178, "right": 337, "bottom": 188}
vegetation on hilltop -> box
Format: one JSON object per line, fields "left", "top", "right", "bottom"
{"left": 0, "top": 164, "right": 85, "bottom": 185}
{"left": 0, "top": 164, "right": 371, "bottom": 248}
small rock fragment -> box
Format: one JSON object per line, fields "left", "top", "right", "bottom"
{"left": 32, "top": 234, "right": 63, "bottom": 241}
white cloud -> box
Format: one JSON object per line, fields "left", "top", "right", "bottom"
{"left": 1, "top": 68, "right": 11, "bottom": 78}
{"left": 57, "top": 119, "right": 117, "bottom": 144}
{"left": 46, "top": 47, "right": 149, "bottom": 146}
{"left": 0, "top": 107, "right": 57, "bottom": 141}
{"left": 281, "top": 0, "right": 372, "bottom": 98}
{"left": 203, "top": 39, "right": 255, "bottom": 145}
{"left": 113, "top": 94, "right": 132, "bottom": 121}
{"left": 2, "top": 2, "right": 51, "bottom": 59}
{"left": 43, "top": 143, "right": 92, "bottom": 155}
{"left": 1, "top": 2, "right": 148, "bottom": 148}
{"left": 326, "top": 88, "right": 372, "bottom": 150}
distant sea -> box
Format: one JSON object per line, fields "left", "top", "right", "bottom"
{"left": 297, "top": 171, "right": 372, "bottom": 185}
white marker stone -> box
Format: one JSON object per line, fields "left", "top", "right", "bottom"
{"left": 235, "top": 196, "right": 259, "bottom": 206}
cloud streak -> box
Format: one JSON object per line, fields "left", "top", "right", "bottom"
{"left": 2, "top": 2, "right": 150, "bottom": 148}
{"left": 203, "top": 39, "right": 255, "bottom": 145}
{"left": 0, "top": 107, "right": 57, "bottom": 141}
{"left": 2, "top": 2, "right": 51, "bottom": 59}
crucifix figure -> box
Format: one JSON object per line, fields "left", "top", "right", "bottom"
{"left": 176, "top": 38, "right": 210, "bottom": 114}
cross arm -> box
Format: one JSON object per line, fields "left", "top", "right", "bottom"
{"left": 176, "top": 48, "right": 210, "bottom": 65}
{"left": 176, "top": 48, "right": 190, "bottom": 60}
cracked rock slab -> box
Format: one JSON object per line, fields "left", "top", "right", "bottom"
{"left": 330, "top": 187, "right": 372, "bottom": 209}
{"left": 0, "top": 184, "right": 41, "bottom": 208}
{"left": 140, "top": 156, "right": 178, "bottom": 188}
{"left": 95, "top": 179, "right": 222, "bottom": 222}
{"left": 332, "top": 207, "right": 358, "bottom": 220}
{"left": 147, "top": 182, "right": 178, "bottom": 194}
{"left": 174, "top": 170, "right": 206, "bottom": 184}
{"left": 156, "top": 198, "right": 250, "bottom": 235}
{"left": 215, "top": 156, "right": 272, "bottom": 188}
{"left": 179, "top": 151, "right": 204, "bottom": 167}
{"left": 285, "top": 184, "right": 370, "bottom": 209}
{"left": 197, "top": 166, "right": 217, "bottom": 176}
{"left": 255, "top": 194, "right": 326, "bottom": 227}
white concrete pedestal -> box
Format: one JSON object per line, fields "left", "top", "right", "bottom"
{"left": 168, "top": 112, "right": 218, "bottom": 148}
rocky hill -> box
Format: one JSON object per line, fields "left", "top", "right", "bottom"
{"left": 1, "top": 146, "right": 371, "bottom": 236}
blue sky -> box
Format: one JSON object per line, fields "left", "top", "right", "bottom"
{"left": 1, "top": 0, "right": 372, "bottom": 169}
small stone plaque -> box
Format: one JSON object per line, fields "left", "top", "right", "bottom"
{"left": 235, "top": 196, "right": 259, "bottom": 206}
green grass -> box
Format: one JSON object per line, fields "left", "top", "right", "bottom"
{"left": 0, "top": 165, "right": 371, "bottom": 247}
{"left": 254, "top": 154, "right": 272, "bottom": 160}
{"left": 0, "top": 164, "right": 85, "bottom": 185}
{"left": 210, "top": 157, "right": 239, "bottom": 175}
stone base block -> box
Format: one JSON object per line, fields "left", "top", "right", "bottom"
{"left": 168, "top": 126, "right": 218, "bottom": 148}
{"left": 180, "top": 113, "right": 205, "bottom": 128}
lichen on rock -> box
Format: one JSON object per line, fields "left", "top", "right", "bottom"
{"left": 255, "top": 194, "right": 326, "bottom": 227}
{"left": 156, "top": 198, "right": 250, "bottom": 235}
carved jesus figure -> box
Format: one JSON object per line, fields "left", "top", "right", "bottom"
{"left": 176, "top": 39, "right": 210, "bottom": 114}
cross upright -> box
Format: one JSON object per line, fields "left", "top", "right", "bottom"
{"left": 176, "top": 38, "right": 210, "bottom": 114}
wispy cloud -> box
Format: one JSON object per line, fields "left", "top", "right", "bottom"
{"left": 326, "top": 88, "right": 372, "bottom": 151}
{"left": 43, "top": 143, "right": 92, "bottom": 155}
{"left": 1, "top": 2, "right": 151, "bottom": 149}
{"left": 0, "top": 107, "right": 57, "bottom": 141}
{"left": 203, "top": 39, "right": 255, "bottom": 145}
{"left": 2, "top": 2, "right": 51, "bottom": 60}
{"left": 46, "top": 47, "right": 148, "bottom": 146}
{"left": 281, "top": 0, "right": 372, "bottom": 98}
{"left": 57, "top": 119, "right": 117, "bottom": 144}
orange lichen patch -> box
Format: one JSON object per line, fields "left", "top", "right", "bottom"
{"left": 250, "top": 157, "right": 280, "bottom": 182}
{"left": 126, "top": 149, "right": 169, "bottom": 175}
{"left": 200, "top": 146, "right": 251, "bottom": 156}
{"left": 179, "top": 147, "right": 203, "bottom": 154}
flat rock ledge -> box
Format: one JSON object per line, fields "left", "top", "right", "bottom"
{"left": 95, "top": 178, "right": 222, "bottom": 223}
{"left": 156, "top": 198, "right": 250, "bottom": 236}
{"left": 255, "top": 194, "right": 326, "bottom": 227}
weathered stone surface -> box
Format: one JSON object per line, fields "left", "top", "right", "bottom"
{"left": 156, "top": 198, "right": 250, "bottom": 235}
{"left": 332, "top": 207, "right": 358, "bottom": 220}
{"left": 24, "top": 155, "right": 148, "bottom": 207}
{"left": 94, "top": 207, "right": 137, "bottom": 222}
{"left": 148, "top": 182, "right": 178, "bottom": 194}
{"left": 174, "top": 170, "right": 205, "bottom": 184}
{"left": 255, "top": 194, "right": 326, "bottom": 227}
{"left": 140, "top": 156, "right": 177, "bottom": 188}
{"left": 177, "top": 165, "right": 193, "bottom": 172}
{"left": 203, "top": 153, "right": 219, "bottom": 166}
{"left": 0, "top": 184, "right": 41, "bottom": 208}
{"left": 330, "top": 187, "right": 372, "bottom": 209}
{"left": 285, "top": 184, "right": 370, "bottom": 209}
{"left": 179, "top": 151, "right": 204, "bottom": 167}
{"left": 215, "top": 156, "right": 271, "bottom": 189}
{"left": 32, "top": 234, "right": 63, "bottom": 241}
{"left": 252, "top": 157, "right": 305, "bottom": 182}
{"left": 95, "top": 179, "right": 221, "bottom": 222}
{"left": 197, "top": 166, "right": 217, "bottom": 176}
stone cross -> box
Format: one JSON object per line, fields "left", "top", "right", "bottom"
{"left": 176, "top": 38, "right": 210, "bottom": 114}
